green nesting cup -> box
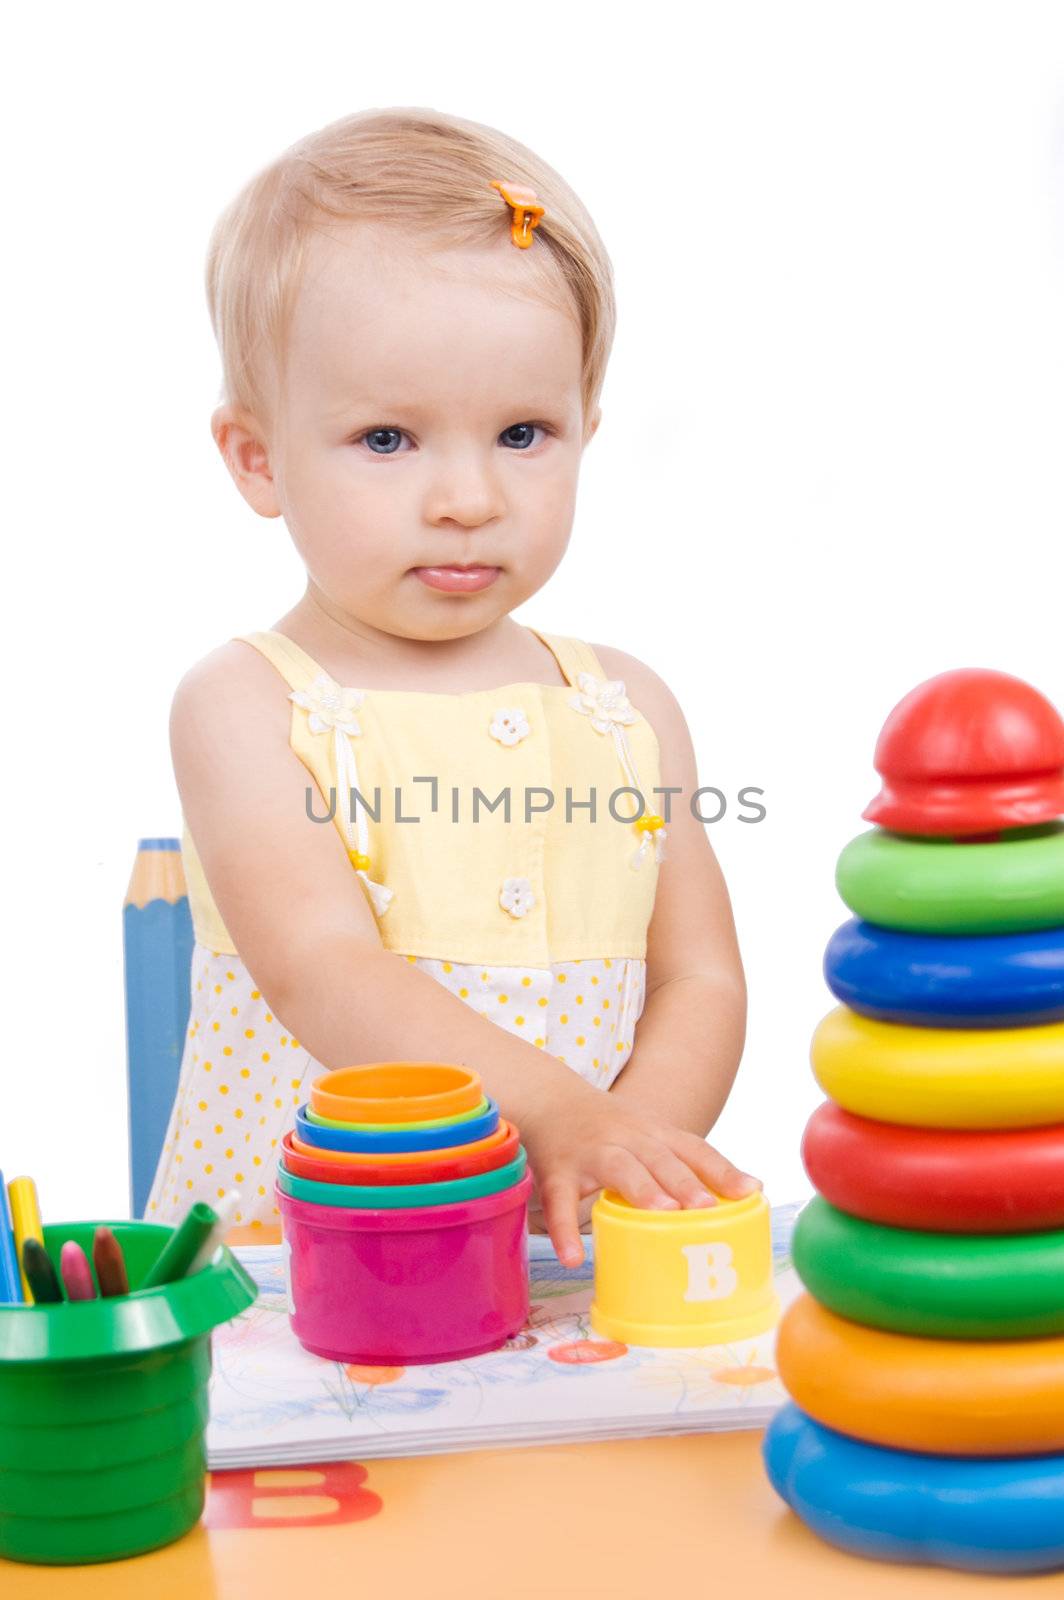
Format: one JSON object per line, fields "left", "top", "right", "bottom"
{"left": 0, "top": 1220, "right": 256, "bottom": 1566}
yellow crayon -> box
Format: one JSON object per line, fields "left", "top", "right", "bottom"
{"left": 7, "top": 1178, "right": 43, "bottom": 1302}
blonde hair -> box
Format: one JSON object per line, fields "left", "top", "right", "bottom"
{"left": 205, "top": 107, "right": 616, "bottom": 430}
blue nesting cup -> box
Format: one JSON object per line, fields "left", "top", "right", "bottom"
{"left": 294, "top": 1097, "right": 501, "bottom": 1153}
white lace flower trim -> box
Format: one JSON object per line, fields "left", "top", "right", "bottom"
{"left": 499, "top": 877, "right": 536, "bottom": 918}
{"left": 568, "top": 672, "right": 638, "bottom": 734}
{"left": 489, "top": 707, "right": 531, "bottom": 746}
{"left": 289, "top": 673, "right": 364, "bottom": 737}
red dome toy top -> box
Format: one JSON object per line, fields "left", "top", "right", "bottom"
{"left": 863, "top": 668, "right": 1064, "bottom": 837}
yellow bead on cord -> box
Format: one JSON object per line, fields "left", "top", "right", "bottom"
{"left": 633, "top": 814, "right": 664, "bottom": 833}
{"left": 348, "top": 850, "right": 371, "bottom": 871}
{"left": 630, "top": 810, "right": 667, "bottom": 871}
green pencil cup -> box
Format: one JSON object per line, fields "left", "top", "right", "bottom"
{"left": 0, "top": 1220, "right": 256, "bottom": 1566}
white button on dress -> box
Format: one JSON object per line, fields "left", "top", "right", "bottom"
{"left": 499, "top": 877, "right": 536, "bottom": 918}
{"left": 489, "top": 707, "right": 531, "bottom": 746}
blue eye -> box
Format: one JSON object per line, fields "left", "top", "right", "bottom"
{"left": 362, "top": 428, "right": 406, "bottom": 454}
{"left": 499, "top": 423, "right": 542, "bottom": 450}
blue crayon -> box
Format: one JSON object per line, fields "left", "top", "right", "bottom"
{"left": 0, "top": 1173, "right": 25, "bottom": 1304}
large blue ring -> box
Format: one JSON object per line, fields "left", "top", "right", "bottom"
{"left": 824, "top": 918, "right": 1064, "bottom": 1027}
{"left": 764, "top": 1403, "right": 1064, "bottom": 1575}
{"left": 294, "top": 1097, "right": 500, "bottom": 1152}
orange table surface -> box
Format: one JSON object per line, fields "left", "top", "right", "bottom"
{"left": 5, "top": 1430, "right": 1063, "bottom": 1600}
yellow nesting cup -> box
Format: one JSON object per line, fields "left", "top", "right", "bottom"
{"left": 590, "top": 1189, "right": 779, "bottom": 1346}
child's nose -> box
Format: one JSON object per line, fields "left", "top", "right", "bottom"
{"left": 423, "top": 451, "right": 505, "bottom": 530}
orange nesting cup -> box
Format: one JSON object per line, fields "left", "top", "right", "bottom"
{"left": 309, "top": 1063, "right": 482, "bottom": 1126}
{"left": 290, "top": 1120, "right": 512, "bottom": 1168}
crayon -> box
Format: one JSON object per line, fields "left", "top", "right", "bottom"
{"left": 60, "top": 1241, "right": 97, "bottom": 1301}
{"left": 92, "top": 1226, "right": 130, "bottom": 1297}
{"left": 7, "top": 1177, "right": 43, "bottom": 1301}
{"left": 7, "top": 1177, "right": 43, "bottom": 1299}
{"left": 140, "top": 1201, "right": 217, "bottom": 1289}
{"left": 22, "top": 1238, "right": 63, "bottom": 1304}
{"left": 185, "top": 1189, "right": 242, "bottom": 1276}
{"left": 0, "top": 1172, "right": 24, "bottom": 1304}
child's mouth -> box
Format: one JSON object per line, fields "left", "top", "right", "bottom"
{"left": 412, "top": 565, "right": 501, "bottom": 594}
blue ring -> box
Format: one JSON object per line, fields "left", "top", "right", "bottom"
{"left": 824, "top": 919, "right": 1064, "bottom": 1027}
{"left": 764, "top": 1403, "right": 1064, "bottom": 1575}
{"left": 295, "top": 1097, "right": 500, "bottom": 1152}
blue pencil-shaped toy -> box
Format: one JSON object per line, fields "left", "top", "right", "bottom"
{"left": 123, "top": 838, "right": 195, "bottom": 1217}
{"left": 0, "top": 1172, "right": 25, "bottom": 1303}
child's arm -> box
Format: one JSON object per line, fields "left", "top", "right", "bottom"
{"left": 592, "top": 648, "right": 753, "bottom": 1148}
{"left": 172, "top": 643, "right": 759, "bottom": 1267}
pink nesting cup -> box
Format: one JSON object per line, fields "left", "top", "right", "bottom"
{"left": 277, "top": 1171, "right": 532, "bottom": 1365}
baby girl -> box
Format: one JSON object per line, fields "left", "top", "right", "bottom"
{"left": 147, "top": 106, "right": 759, "bottom": 1265}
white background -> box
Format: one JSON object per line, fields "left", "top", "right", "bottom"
{"left": 3, "top": 1, "right": 1063, "bottom": 1221}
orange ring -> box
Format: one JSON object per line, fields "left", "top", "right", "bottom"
{"left": 289, "top": 1120, "right": 512, "bottom": 1168}
{"left": 778, "top": 1294, "right": 1064, "bottom": 1456}
{"left": 309, "top": 1062, "right": 482, "bottom": 1125}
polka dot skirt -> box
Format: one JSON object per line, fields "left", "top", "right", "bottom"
{"left": 146, "top": 944, "right": 647, "bottom": 1227}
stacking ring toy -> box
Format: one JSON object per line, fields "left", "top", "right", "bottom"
{"left": 824, "top": 919, "right": 1064, "bottom": 1027}
{"left": 862, "top": 667, "right": 1064, "bottom": 840}
{"left": 793, "top": 1197, "right": 1064, "bottom": 1338}
{"left": 764, "top": 1403, "right": 1064, "bottom": 1575}
{"left": 777, "top": 1294, "right": 1064, "bottom": 1456}
{"left": 811, "top": 1007, "right": 1064, "bottom": 1128}
{"left": 305, "top": 1095, "right": 490, "bottom": 1134}
{"left": 289, "top": 1120, "right": 510, "bottom": 1167}
{"left": 277, "top": 1149, "right": 527, "bottom": 1209}
{"left": 295, "top": 1099, "right": 500, "bottom": 1153}
{"left": 835, "top": 824, "right": 1064, "bottom": 934}
{"left": 802, "top": 1102, "right": 1064, "bottom": 1232}
{"left": 309, "top": 1063, "right": 482, "bottom": 1125}
{"left": 281, "top": 1126, "right": 520, "bottom": 1186}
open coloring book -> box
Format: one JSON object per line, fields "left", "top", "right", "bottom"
{"left": 206, "top": 1203, "right": 801, "bottom": 1468}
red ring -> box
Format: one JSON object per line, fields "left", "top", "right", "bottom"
{"left": 802, "top": 1102, "right": 1064, "bottom": 1233}
{"left": 280, "top": 1126, "right": 520, "bottom": 1186}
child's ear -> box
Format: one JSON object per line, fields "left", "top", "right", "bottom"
{"left": 583, "top": 405, "right": 603, "bottom": 445}
{"left": 210, "top": 404, "right": 283, "bottom": 519}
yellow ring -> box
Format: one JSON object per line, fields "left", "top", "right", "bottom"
{"left": 777, "top": 1294, "right": 1064, "bottom": 1456}
{"left": 811, "top": 1006, "right": 1064, "bottom": 1128}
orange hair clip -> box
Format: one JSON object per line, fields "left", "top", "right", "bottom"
{"left": 490, "top": 180, "right": 544, "bottom": 249}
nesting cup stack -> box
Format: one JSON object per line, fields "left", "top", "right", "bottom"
{"left": 764, "top": 669, "right": 1064, "bottom": 1576}
{"left": 277, "top": 1063, "right": 532, "bottom": 1364}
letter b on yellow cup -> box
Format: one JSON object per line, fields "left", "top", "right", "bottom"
{"left": 590, "top": 1190, "right": 779, "bottom": 1345}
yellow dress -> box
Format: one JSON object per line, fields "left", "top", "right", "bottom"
{"left": 147, "top": 628, "right": 665, "bottom": 1227}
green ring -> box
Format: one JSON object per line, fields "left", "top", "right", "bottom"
{"left": 794, "top": 1197, "right": 1064, "bottom": 1338}
{"left": 305, "top": 1095, "right": 490, "bottom": 1134}
{"left": 277, "top": 1148, "right": 527, "bottom": 1209}
{"left": 836, "top": 824, "right": 1064, "bottom": 934}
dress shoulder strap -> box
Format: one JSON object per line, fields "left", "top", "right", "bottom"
{"left": 233, "top": 630, "right": 328, "bottom": 693}
{"left": 527, "top": 628, "right": 608, "bottom": 688}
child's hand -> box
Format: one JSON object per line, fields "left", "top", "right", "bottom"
{"left": 520, "top": 1080, "right": 762, "bottom": 1268}
{"left": 528, "top": 1191, "right": 595, "bottom": 1238}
